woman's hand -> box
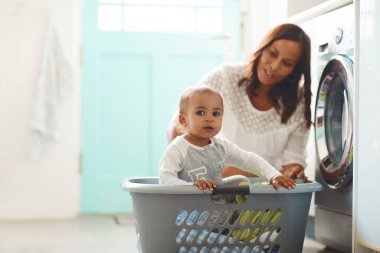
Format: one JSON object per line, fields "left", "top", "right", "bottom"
{"left": 281, "top": 163, "right": 308, "bottom": 182}
{"left": 270, "top": 175, "right": 296, "bottom": 191}
{"left": 193, "top": 180, "right": 216, "bottom": 192}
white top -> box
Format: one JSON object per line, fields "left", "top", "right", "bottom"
{"left": 197, "top": 62, "right": 309, "bottom": 170}
{"left": 159, "top": 135, "right": 281, "bottom": 186}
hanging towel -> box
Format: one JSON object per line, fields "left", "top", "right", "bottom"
{"left": 29, "top": 18, "right": 75, "bottom": 160}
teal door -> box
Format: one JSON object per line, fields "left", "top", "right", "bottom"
{"left": 81, "top": 0, "right": 241, "bottom": 213}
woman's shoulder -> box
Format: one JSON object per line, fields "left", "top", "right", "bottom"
{"left": 198, "top": 62, "right": 247, "bottom": 92}
{"left": 203, "top": 62, "right": 246, "bottom": 77}
{"left": 218, "top": 62, "right": 247, "bottom": 74}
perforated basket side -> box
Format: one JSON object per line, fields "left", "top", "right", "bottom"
{"left": 127, "top": 182, "right": 317, "bottom": 253}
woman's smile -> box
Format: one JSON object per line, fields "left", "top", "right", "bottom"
{"left": 263, "top": 67, "right": 275, "bottom": 79}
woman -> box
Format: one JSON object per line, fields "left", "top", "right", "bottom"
{"left": 167, "top": 23, "right": 311, "bottom": 181}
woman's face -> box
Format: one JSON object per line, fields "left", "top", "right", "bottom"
{"left": 257, "top": 39, "right": 302, "bottom": 87}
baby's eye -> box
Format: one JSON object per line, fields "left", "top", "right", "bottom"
{"left": 196, "top": 111, "right": 205, "bottom": 116}
{"left": 212, "top": 111, "right": 221, "bottom": 117}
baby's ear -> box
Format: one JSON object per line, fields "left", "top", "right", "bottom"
{"left": 178, "top": 114, "right": 187, "bottom": 126}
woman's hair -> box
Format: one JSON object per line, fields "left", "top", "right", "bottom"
{"left": 239, "top": 23, "right": 312, "bottom": 129}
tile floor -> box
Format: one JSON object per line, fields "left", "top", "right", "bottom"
{"left": 0, "top": 215, "right": 344, "bottom": 253}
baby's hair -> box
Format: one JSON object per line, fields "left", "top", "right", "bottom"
{"left": 179, "top": 86, "right": 223, "bottom": 114}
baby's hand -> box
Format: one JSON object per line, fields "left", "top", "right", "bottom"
{"left": 193, "top": 180, "right": 216, "bottom": 192}
{"left": 270, "top": 175, "right": 296, "bottom": 191}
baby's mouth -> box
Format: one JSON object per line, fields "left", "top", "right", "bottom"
{"left": 204, "top": 126, "right": 214, "bottom": 131}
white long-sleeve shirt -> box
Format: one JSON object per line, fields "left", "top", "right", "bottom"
{"left": 197, "top": 62, "right": 310, "bottom": 170}
{"left": 159, "top": 135, "right": 281, "bottom": 185}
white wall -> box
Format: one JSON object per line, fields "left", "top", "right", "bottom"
{"left": 243, "top": 0, "right": 287, "bottom": 59}
{"left": 355, "top": 0, "right": 380, "bottom": 251}
{"left": 0, "top": 0, "right": 81, "bottom": 219}
{"left": 287, "top": 0, "right": 327, "bottom": 16}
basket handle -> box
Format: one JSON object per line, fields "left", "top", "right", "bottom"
{"left": 212, "top": 185, "right": 250, "bottom": 195}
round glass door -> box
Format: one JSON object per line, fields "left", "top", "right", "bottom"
{"left": 314, "top": 54, "right": 353, "bottom": 189}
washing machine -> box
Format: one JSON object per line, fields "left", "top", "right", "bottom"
{"left": 313, "top": 5, "right": 354, "bottom": 253}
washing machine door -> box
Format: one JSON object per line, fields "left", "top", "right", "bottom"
{"left": 315, "top": 54, "right": 353, "bottom": 189}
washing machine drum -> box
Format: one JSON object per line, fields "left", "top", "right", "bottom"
{"left": 314, "top": 54, "right": 353, "bottom": 189}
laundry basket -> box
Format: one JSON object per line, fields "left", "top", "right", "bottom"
{"left": 121, "top": 177, "right": 322, "bottom": 253}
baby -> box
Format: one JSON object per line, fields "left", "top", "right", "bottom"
{"left": 159, "top": 86, "right": 295, "bottom": 191}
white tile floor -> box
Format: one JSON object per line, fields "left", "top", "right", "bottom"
{"left": 0, "top": 215, "right": 343, "bottom": 253}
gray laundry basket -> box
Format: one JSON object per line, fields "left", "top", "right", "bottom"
{"left": 121, "top": 177, "right": 322, "bottom": 253}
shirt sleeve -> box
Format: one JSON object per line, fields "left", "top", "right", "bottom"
{"left": 282, "top": 125, "right": 309, "bottom": 168}
{"left": 281, "top": 97, "right": 310, "bottom": 168}
{"left": 159, "top": 142, "right": 193, "bottom": 186}
{"left": 219, "top": 138, "right": 281, "bottom": 181}
{"left": 196, "top": 64, "right": 225, "bottom": 91}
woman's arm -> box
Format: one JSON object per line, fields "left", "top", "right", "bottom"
{"left": 221, "top": 166, "right": 258, "bottom": 178}
{"left": 281, "top": 123, "right": 310, "bottom": 181}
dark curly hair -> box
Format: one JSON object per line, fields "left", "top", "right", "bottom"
{"left": 239, "top": 23, "right": 312, "bottom": 129}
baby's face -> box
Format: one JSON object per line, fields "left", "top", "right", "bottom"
{"left": 182, "top": 92, "right": 223, "bottom": 145}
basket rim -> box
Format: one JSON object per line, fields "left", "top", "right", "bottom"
{"left": 120, "top": 177, "right": 323, "bottom": 195}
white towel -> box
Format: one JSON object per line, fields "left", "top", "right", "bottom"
{"left": 29, "top": 19, "right": 75, "bottom": 160}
